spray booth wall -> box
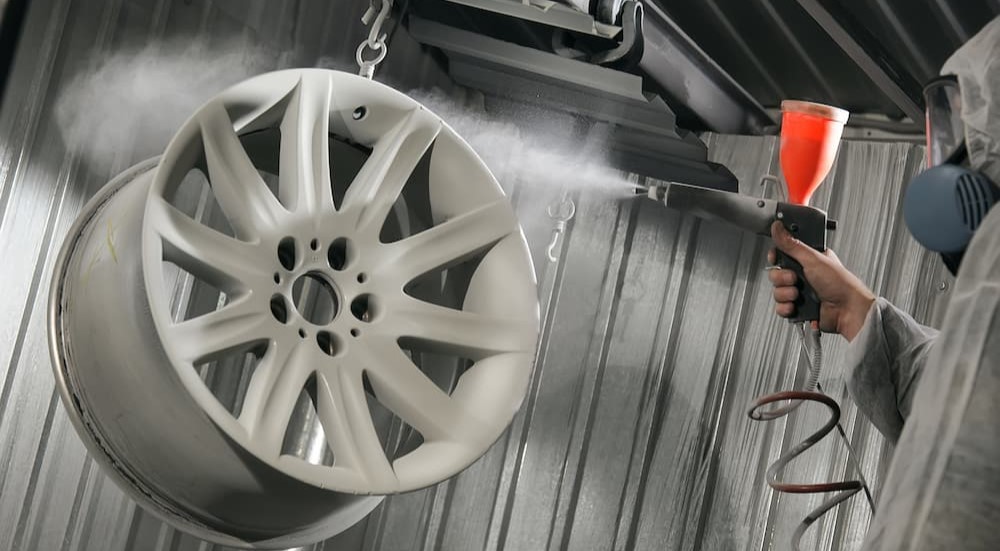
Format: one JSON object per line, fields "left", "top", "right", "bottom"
{"left": 0, "top": 0, "right": 953, "bottom": 550}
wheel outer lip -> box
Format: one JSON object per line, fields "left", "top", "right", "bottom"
{"left": 141, "top": 69, "right": 541, "bottom": 494}
{"left": 49, "top": 159, "right": 383, "bottom": 549}
{"left": 47, "top": 159, "right": 195, "bottom": 535}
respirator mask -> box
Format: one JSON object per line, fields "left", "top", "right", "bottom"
{"left": 903, "top": 75, "right": 1000, "bottom": 275}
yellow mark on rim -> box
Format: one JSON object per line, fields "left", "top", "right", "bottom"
{"left": 106, "top": 219, "right": 118, "bottom": 264}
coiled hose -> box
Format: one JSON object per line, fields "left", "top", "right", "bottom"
{"left": 748, "top": 322, "right": 875, "bottom": 550}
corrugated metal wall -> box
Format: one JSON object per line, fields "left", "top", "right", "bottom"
{"left": 0, "top": 1, "right": 952, "bottom": 550}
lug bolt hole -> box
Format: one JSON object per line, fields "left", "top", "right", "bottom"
{"left": 328, "top": 237, "right": 353, "bottom": 271}
{"left": 357, "top": 272, "right": 367, "bottom": 284}
{"left": 316, "top": 331, "right": 341, "bottom": 356}
{"left": 273, "top": 273, "right": 281, "bottom": 284}
{"left": 310, "top": 238, "right": 319, "bottom": 251}
{"left": 350, "top": 294, "right": 375, "bottom": 322}
{"left": 299, "top": 328, "right": 307, "bottom": 339}
{"left": 351, "top": 328, "right": 361, "bottom": 338}
{"left": 277, "top": 237, "right": 296, "bottom": 271}
{"left": 352, "top": 106, "right": 368, "bottom": 120}
{"left": 270, "top": 295, "right": 289, "bottom": 324}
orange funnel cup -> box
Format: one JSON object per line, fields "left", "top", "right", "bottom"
{"left": 779, "top": 100, "right": 850, "bottom": 205}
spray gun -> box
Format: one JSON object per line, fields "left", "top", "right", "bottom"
{"left": 639, "top": 101, "right": 873, "bottom": 550}
{"left": 638, "top": 180, "right": 836, "bottom": 321}
{"left": 639, "top": 101, "right": 847, "bottom": 322}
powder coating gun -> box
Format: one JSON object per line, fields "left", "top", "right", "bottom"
{"left": 638, "top": 181, "right": 836, "bottom": 322}
{"left": 639, "top": 101, "right": 848, "bottom": 323}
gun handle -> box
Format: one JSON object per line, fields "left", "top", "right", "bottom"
{"left": 774, "top": 250, "right": 821, "bottom": 323}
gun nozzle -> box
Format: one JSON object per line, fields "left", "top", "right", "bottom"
{"left": 644, "top": 183, "right": 668, "bottom": 200}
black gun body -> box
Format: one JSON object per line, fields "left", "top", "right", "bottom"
{"left": 643, "top": 183, "right": 835, "bottom": 323}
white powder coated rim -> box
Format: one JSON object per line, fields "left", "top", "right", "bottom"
{"left": 143, "top": 69, "right": 540, "bottom": 494}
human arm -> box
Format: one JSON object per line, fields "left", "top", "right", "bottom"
{"left": 767, "top": 221, "right": 937, "bottom": 442}
{"left": 842, "top": 299, "right": 938, "bottom": 442}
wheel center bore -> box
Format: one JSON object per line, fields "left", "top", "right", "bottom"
{"left": 291, "top": 272, "right": 340, "bottom": 325}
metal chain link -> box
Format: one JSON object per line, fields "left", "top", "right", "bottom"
{"left": 357, "top": 0, "right": 394, "bottom": 79}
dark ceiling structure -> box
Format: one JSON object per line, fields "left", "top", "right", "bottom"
{"left": 653, "top": 0, "right": 997, "bottom": 123}
{"left": 408, "top": 0, "right": 999, "bottom": 134}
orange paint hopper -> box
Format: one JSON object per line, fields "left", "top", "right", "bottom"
{"left": 779, "top": 101, "right": 850, "bottom": 206}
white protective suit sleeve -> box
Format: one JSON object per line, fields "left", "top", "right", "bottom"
{"left": 844, "top": 299, "right": 939, "bottom": 444}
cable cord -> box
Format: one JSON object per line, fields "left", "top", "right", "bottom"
{"left": 748, "top": 322, "right": 875, "bottom": 550}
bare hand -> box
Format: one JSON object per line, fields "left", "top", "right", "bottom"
{"left": 768, "top": 221, "right": 876, "bottom": 341}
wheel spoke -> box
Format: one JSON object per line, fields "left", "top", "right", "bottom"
{"left": 383, "top": 297, "right": 537, "bottom": 360}
{"left": 308, "top": 368, "right": 361, "bottom": 469}
{"left": 359, "top": 339, "right": 481, "bottom": 443}
{"left": 315, "top": 368, "right": 396, "bottom": 486}
{"left": 148, "top": 197, "right": 263, "bottom": 294}
{"left": 167, "top": 296, "right": 270, "bottom": 364}
{"left": 244, "top": 340, "right": 316, "bottom": 454}
{"left": 384, "top": 199, "right": 515, "bottom": 281}
{"left": 199, "top": 102, "right": 286, "bottom": 239}
{"left": 238, "top": 338, "right": 293, "bottom": 435}
{"left": 279, "top": 73, "right": 336, "bottom": 215}
{"left": 339, "top": 108, "right": 440, "bottom": 231}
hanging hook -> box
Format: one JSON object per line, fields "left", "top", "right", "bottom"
{"left": 546, "top": 196, "right": 576, "bottom": 263}
{"left": 357, "top": 0, "right": 393, "bottom": 79}
{"left": 760, "top": 174, "right": 781, "bottom": 199}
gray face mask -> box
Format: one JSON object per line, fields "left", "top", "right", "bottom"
{"left": 903, "top": 16, "right": 1000, "bottom": 275}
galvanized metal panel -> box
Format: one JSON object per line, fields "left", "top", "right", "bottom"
{"left": 0, "top": 0, "right": 949, "bottom": 550}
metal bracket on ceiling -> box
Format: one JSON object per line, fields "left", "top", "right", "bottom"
{"left": 550, "top": 0, "right": 643, "bottom": 69}
{"left": 588, "top": 1, "right": 644, "bottom": 69}
{"left": 414, "top": 0, "right": 773, "bottom": 133}
{"left": 637, "top": 2, "right": 775, "bottom": 134}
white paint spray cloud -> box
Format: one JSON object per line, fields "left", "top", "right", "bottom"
{"left": 409, "top": 88, "right": 638, "bottom": 255}
{"left": 410, "top": 88, "right": 635, "bottom": 199}
{"left": 56, "top": 41, "right": 633, "bottom": 195}
{"left": 54, "top": 39, "right": 291, "bottom": 167}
